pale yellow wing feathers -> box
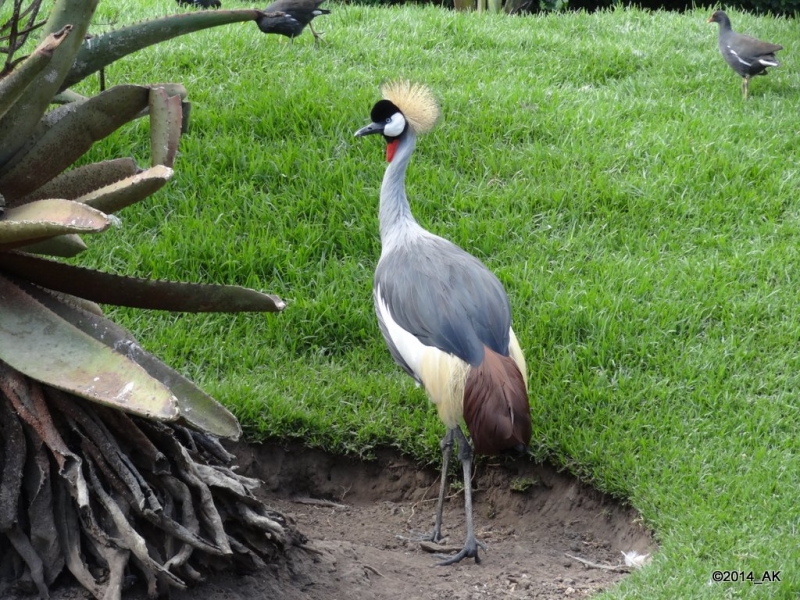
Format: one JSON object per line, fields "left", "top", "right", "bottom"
{"left": 508, "top": 328, "right": 528, "bottom": 391}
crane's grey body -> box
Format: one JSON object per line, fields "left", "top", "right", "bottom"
{"left": 376, "top": 236, "right": 512, "bottom": 370}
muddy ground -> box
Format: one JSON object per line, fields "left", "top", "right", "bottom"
{"left": 23, "top": 441, "right": 655, "bottom": 600}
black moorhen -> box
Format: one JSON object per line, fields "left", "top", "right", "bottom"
{"left": 258, "top": 0, "right": 330, "bottom": 44}
{"left": 177, "top": 0, "right": 221, "bottom": 8}
{"left": 708, "top": 10, "right": 783, "bottom": 99}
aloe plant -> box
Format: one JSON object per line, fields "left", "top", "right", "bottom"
{"left": 0, "top": 2, "right": 304, "bottom": 598}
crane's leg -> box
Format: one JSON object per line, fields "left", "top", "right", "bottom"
{"left": 437, "top": 427, "right": 486, "bottom": 566}
{"left": 431, "top": 428, "right": 455, "bottom": 543}
{"left": 396, "top": 429, "right": 453, "bottom": 543}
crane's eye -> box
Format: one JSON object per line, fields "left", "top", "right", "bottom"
{"left": 383, "top": 112, "right": 406, "bottom": 137}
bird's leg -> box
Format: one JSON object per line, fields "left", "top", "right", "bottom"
{"left": 309, "top": 22, "right": 325, "bottom": 44}
{"left": 431, "top": 428, "right": 455, "bottom": 543}
{"left": 742, "top": 76, "right": 749, "bottom": 100}
{"left": 397, "top": 429, "right": 453, "bottom": 544}
{"left": 436, "top": 427, "right": 486, "bottom": 566}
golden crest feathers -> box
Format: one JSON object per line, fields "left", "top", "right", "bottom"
{"left": 380, "top": 80, "right": 440, "bottom": 135}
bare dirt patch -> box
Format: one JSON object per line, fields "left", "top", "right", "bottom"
{"left": 21, "top": 441, "right": 654, "bottom": 600}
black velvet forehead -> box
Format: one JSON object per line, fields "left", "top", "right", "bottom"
{"left": 370, "top": 99, "right": 401, "bottom": 123}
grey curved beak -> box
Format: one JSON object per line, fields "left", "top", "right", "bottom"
{"left": 354, "top": 122, "right": 385, "bottom": 137}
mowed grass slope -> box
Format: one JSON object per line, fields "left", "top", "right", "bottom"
{"left": 77, "top": 3, "right": 799, "bottom": 598}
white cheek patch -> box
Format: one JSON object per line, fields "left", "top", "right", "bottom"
{"left": 383, "top": 112, "right": 406, "bottom": 137}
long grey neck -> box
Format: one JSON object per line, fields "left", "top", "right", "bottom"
{"left": 379, "top": 129, "right": 423, "bottom": 248}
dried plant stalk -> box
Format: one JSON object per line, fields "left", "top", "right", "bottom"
{"left": 0, "top": 365, "right": 304, "bottom": 599}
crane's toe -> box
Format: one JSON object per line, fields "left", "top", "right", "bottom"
{"left": 396, "top": 528, "right": 447, "bottom": 544}
{"left": 435, "top": 536, "right": 487, "bottom": 566}
{"left": 394, "top": 527, "right": 447, "bottom": 546}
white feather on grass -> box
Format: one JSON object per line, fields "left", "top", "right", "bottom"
{"left": 621, "top": 550, "right": 652, "bottom": 569}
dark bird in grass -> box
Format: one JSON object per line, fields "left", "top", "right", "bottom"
{"left": 258, "top": 0, "right": 330, "bottom": 43}
{"left": 177, "top": 0, "right": 221, "bottom": 8}
{"left": 355, "top": 81, "right": 532, "bottom": 566}
{"left": 708, "top": 10, "right": 783, "bottom": 99}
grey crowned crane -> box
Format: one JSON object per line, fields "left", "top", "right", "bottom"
{"left": 354, "top": 81, "right": 532, "bottom": 565}
{"left": 708, "top": 10, "right": 783, "bottom": 99}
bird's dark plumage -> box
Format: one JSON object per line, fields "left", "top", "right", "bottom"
{"left": 463, "top": 345, "right": 531, "bottom": 456}
{"left": 708, "top": 10, "right": 782, "bottom": 98}
{"left": 258, "top": 0, "right": 330, "bottom": 42}
{"left": 177, "top": 0, "right": 221, "bottom": 8}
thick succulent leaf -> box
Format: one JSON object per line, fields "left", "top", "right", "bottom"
{"left": 77, "top": 165, "right": 172, "bottom": 215}
{"left": 17, "top": 158, "right": 139, "bottom": 207}
{"left": 0, "top": 0, "right": 98, "bottom": 167}
{"left": 0, "top": 26, "right": 73, "bottom": 122}
{"left": 52, "top": 89, "right": 89, "bottom": 105}
{"left": 0, "top": 252, "right": 287, "bottom": 313}
{"left": 62, "top": 10, "right": 267, "bottom": 91}
{"left": 139, "top": 87, "right": 191, "bottom": 133}
{"left": 22, "top": 282, "right": 242, "bottom": 440}
{"left": 19, "top": 234, "right": 87, "bottom": 258}
{"left": 0, "top": 200, "right": 110, "bottom": 248}
{"left": 149, "top": 88, "right": 182, "bottom": 168}
{"left": 0, "top": 274, "right": 179, "bottom": 421}
{"left": 132, "top": 84, "right": 189, "bottom": 122}
{"left": 145, "top": 83, "right": 188, "bottom": 101}
{"left": 47, "top": 291, "right": 104, "bottom": 317}
{"left": 0, "top": 85, "right": 151, "bottom": 201}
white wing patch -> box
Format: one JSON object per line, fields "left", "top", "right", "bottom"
{"left": 374, "top": 284, "right": 471, "bottom": 427}
{"left": 758, "top": 58, "right": 779, "bottom": 67}
{"left": 728, "top": 47, "right": 752, "bottom": 67}
{"left": 375, "top": 284, "right": 427, "bottom": 377}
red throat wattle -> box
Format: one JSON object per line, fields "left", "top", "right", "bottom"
{"left": 386, "top": 139, "right": 400, "bottom": 163}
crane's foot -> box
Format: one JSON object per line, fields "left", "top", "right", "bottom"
{"left": 435, "top": 536, "right": 487, "bottom": 566}
{"left": 397, "top": 522, "right": 449, "bottom": 545}
{"left": 396, "top": 529, "right": 446, "bottom": 544}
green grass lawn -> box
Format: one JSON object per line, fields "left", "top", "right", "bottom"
{"left": 75, "top": 2, "right": 799, "bottom": 598}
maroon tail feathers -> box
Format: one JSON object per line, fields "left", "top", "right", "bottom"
{"left": 462, "top": 345, "right": 531, "bottom": 456}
